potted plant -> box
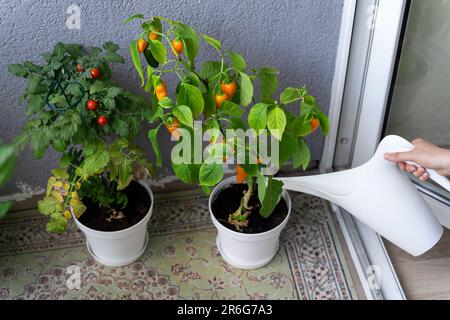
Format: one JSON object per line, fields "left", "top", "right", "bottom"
{"left": 126, "top": 16, "right": 329, "bottom": 269}
{"left": 8, "top": 42, "right": 155, "bottom": 266}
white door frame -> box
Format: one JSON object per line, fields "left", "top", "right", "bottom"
{"left": 323, "top": 0, "right": 409, "bottom": 300}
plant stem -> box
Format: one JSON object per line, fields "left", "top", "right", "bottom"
{"left": 228, "top": 179, "right": 254, "bottom": 231}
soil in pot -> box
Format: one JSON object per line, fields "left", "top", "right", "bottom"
{"left": 78, "top": 181, "right": 151, "bottom": 232}
{"left": 211, "top": 183, "right": 288, "bottom": 234}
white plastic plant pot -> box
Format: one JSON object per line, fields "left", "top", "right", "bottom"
{"left": 209, "top": 176, "right": 292, "bottom": 269}
{"left": 74, "top": 181, "right": 154, "bottom": 267}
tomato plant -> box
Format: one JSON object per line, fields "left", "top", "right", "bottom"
{"left": 125, "top": 15, "right": 330, "bottom": 231}
{"left": 8, "top": 42, "right": 154, "bottom": 232}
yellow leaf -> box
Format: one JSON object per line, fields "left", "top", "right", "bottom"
{"left": 46, "top": 177, "right": 57, "bottom": 196}
{"left": 69, "top": 197, "right": 80, "bottom": 206}
{"left": 64, "top": 210, "right": 71, "bottom": 220}
{"left": 51, "top": 191, "right": 64, "bottom": 203}
{"left": 71, "top": 202, "right": 87, "bottom": 219}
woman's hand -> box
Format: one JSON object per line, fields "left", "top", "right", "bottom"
{"left": 384, "top": 138, "right": 450, "bottom": 181}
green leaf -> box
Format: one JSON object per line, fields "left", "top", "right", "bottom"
{"left": 241, "top": 164, "right": 259, "bottom": 176}
{"left": 30, "top": 128, "right": 50, "bottom": 159}
{"left": 205, "top": 119, "right": 221, "bottom": 143}
{"left": 148, "top": 126, "right": 162, "bottom": 167}
{"left": 202, "top": 90, "right": 216, "bottom": 118}
{"left": 200, "top": 185, "right": 212, "bottom": 195}
{"left": 228, "top": 117, "right": 246, "bottom": 130}
{"left": 0, "top": 143, "right": 16, "bottom": 187}
{"left": 106, "top": 86, "right": 123, "bottom": 98}
{"left": 297, "top": 138, "right": 311, "bottom": 170}
{"left": 199, "top": 162, "right": 224, "bottom": 187}
{"left": 151, "top": 74, "right": 161, "bottom": 89}
{"left": 220, "top": 100, "right": 244, "bottom": 117}
{"left": 59, "top": 153, "right": 73, "bottom": 168}
{"left": 144, "top": 46, "right": 159, "bottom": 68}
{"left": 258, "top": 67, "right": 279, "bottom": 103}
{"left": 51, "top": 168, "right": 69, "bottom": 179}
{"left": 201, "top": 34, "right": 221, "bottom": 51}
{"left": 117, "top": 160, "right": 133, "bottom": 190}
{"left": 280, "top": 87, "right": 301, "bottom": 105}
{"left": 149, "top": 39, "right": 167, "bottom": 64}
{"left": 122, "top": 13, "right": 145, "bottom": 24}
{"left": 292, "top": 115, "right": 313, "bottom": 137}
{"left": 111, "top": 118, "right": 129, "bottom": 137}
{"left": 149, "top": 16, "right": 163, "bottom": 34}
{"left": 279, "top": 134, "right": 299, "bottom": 168}
{"left": 0, "top": 201, "right": 12, "bottom": 219}
{"left": 103, "top": 51, "right": 125, "bottom": 64}
{"left": 38, "top": 196, "right": 63, "bottom": 216}
{"left": 257, "top": 174, "right": 267, "bottom": 204}
{"left": 239, "top": 71, "right": 254, "bottom": 107}
{"left": 102, "top": 42, "right": 120, "bottom": 52}
{"left": 8, "top": 64, "right": 28, "bottom": 77}
{"left": 259, "top": 177, "right": 283, "bottom": 218}
{"left": 175, "top": 22, "right": 199, "bottom": 66}
{"left": 267, "top": 106, "right": 286, "bottom": 141}
{"left": 130, "top": 40, "right": 145, "bottom": 86}
{"left": 173, "top": 105, "right": 194, "bottom": 128}
{"left": 81, "top": 149, "right": 110, "bottom": 176}
{"left": 172, "top": 162, "right": 200, "bottom": 184}
{"left": 229, "top": 51, "right": 246, "bottom": 72}
{"left": 46, "top": 215, "right": 67, "bottom": 233}
{"left": 199, "top": 61, "right": 222, "bottom": 80}
{"left": 159, "top": 97, "right": 174, "bottom": 109}
{"left": 176, "top": 83, "right": 204, "bottom": 118}
{"left": 315, "top": 110, "right": 330, "bottom": 135}
{"left": 26, "top": 94, "right": 45, "bottom": 115}
{"left": 145, "top": 66, "right": 153, "bottom": 92}
{"left": 89, "top": 81, "right": 106, "bottom": 94}
{"left": 150, "top": 106, "right": 164, "bottom": 123}
{"left": 248, "top": 103, "right": 269, "bottom": 131}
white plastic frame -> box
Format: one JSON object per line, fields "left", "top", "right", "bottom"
{"left": 324, "top": 0, "right": 409, "bottom": 300}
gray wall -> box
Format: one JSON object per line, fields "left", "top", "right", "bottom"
{"left": 0, "top": 0, "right": 343, "bottom": 196}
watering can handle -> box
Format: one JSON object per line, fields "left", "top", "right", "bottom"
{"left": 383, "top": 135, "right": 450, "bottom": 192}
{"left": 404, "top": 161, "right": 450, "bottom": 192}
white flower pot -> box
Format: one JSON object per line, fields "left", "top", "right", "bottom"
{"left": 74, "top": 181, "right": 154, "bottom": 267}
{"left": 209, "top": 176, "right": 291, "bottom": 269}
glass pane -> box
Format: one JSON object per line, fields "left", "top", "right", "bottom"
{"left": 385, "top": 0, "right": 450, "bottom": 200}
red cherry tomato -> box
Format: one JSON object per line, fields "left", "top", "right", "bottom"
{"left": 90, "top": 68, "right": 100, "bottom": 79}
{"left": 86, "top": 99, "right": 98, "bottom": 111}
{"left": 97, "top": 116, "right": 108, "bottom": 126}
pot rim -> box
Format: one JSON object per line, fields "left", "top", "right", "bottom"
{"left": 73, "top": 180, "right": 154, "bottom": 236}
{"left": 209, "top": 176, "right": 292, "bottom": 238}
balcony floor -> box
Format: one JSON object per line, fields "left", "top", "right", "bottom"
{"left": 0, "top": 189, "right": 361, "bottom": 300}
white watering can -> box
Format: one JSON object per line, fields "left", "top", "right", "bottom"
{"left": 277, "top": 135, "right": 450, "bottom": 257}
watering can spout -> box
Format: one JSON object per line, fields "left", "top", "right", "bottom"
{"left": 279, "top": 170, "right": 359, "bottom": 203}
{"left": 276, "top": 135, "right": 447, "bottom": 257}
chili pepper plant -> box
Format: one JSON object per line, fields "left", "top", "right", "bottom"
{"left": 126, "top": 15, "right": 330, "bottom": 232}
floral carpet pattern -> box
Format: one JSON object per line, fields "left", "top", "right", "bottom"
{"left": 0, "top": 189, "right": 358, "bottom": 300}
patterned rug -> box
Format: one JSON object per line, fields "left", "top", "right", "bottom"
{"left": 0, "top": 189, "right": 358, "bottom": 300}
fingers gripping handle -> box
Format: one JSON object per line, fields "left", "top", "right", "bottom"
{"left": 382, "top": 135, "right": 450, "bottom": 192}
{"left": 405, "top": 161, "right": 450, "bottom": 192}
